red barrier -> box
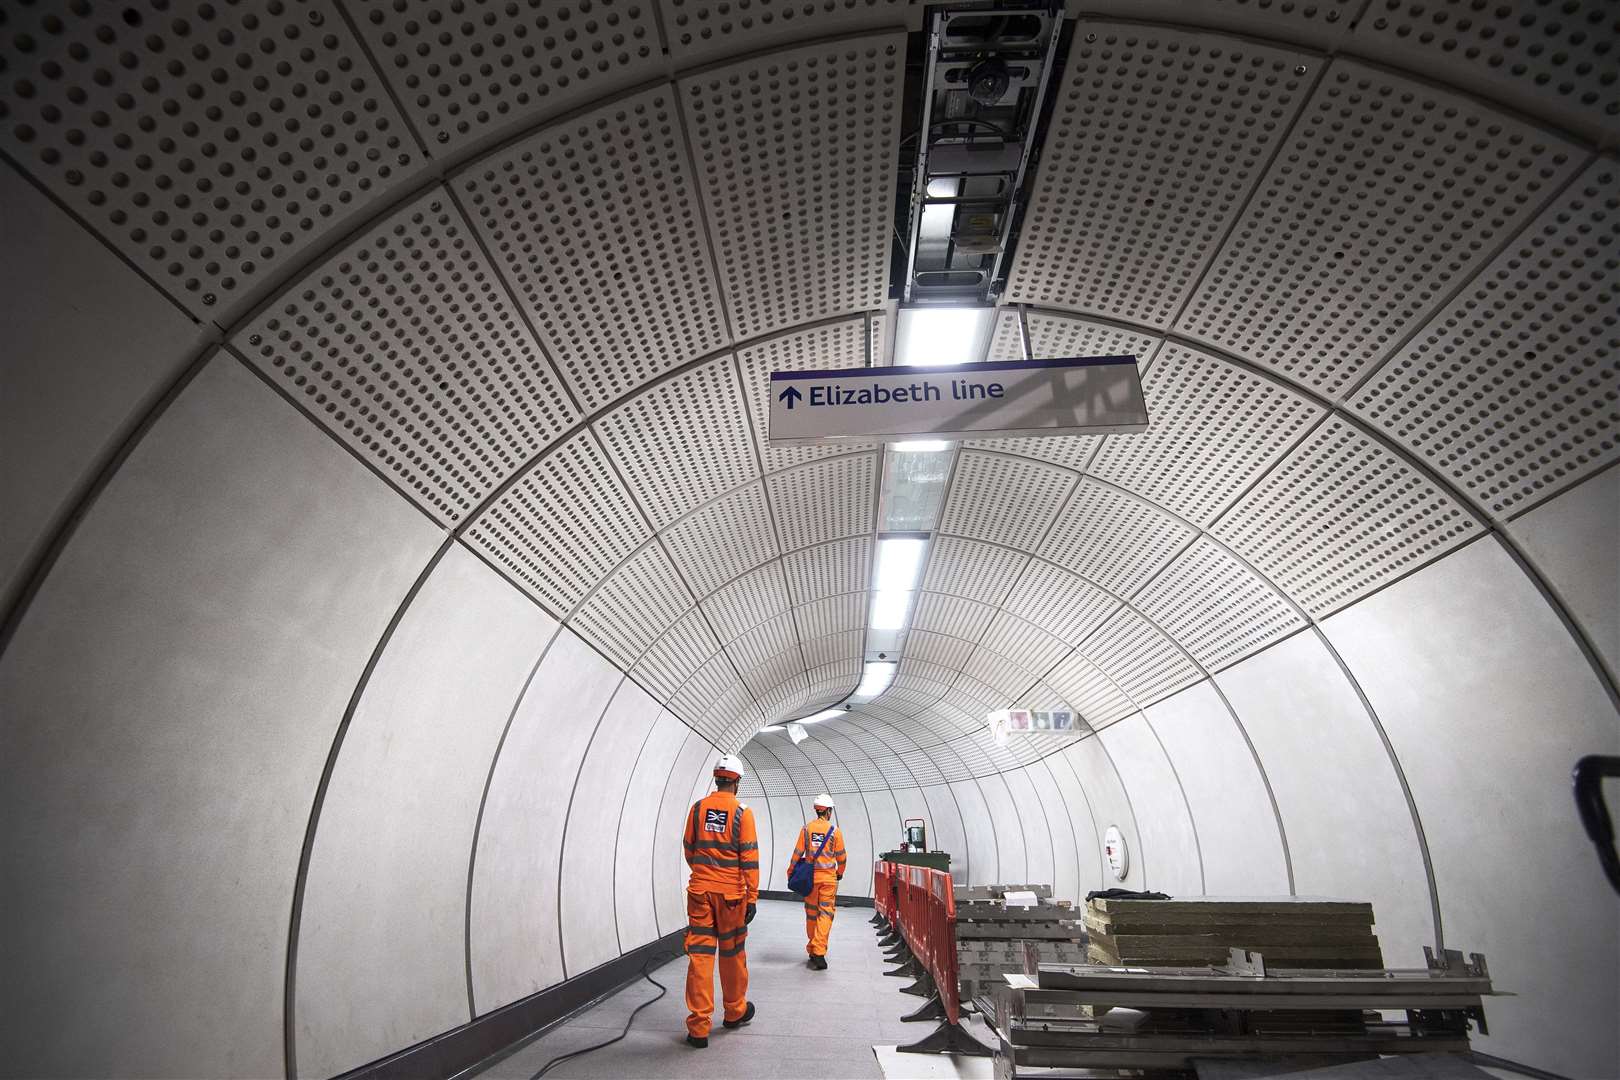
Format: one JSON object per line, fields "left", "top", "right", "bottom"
{"left": 879, "top": 862, "right": 990, "bottom": 1055}
{"left": 873, "top": 860, "right": 897, "bottom": 924}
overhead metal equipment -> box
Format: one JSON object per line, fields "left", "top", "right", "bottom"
{"left": 900, "top": 2, "right": 1064, "bottom": 308}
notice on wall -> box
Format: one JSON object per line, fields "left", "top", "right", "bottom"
{"left": 767, "top": 356, "right": 1148, "bottom": 446}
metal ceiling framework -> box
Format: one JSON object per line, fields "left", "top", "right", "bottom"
{"left": 3, "top": 0, "right": 1617, "bottom": 780}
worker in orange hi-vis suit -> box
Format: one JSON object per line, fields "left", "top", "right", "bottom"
{"left": 681, "top": 754, "right": 760, "bottom": 1048}
{"left": 790, "top": 794, "right": 847, "bottom": 969}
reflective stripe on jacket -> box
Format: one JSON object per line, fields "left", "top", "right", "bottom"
{"left": 684, "top": 790, "right": 760, "bottom": 902}
{"left": 790, "top": 818, "right": 847, "bottom": 883}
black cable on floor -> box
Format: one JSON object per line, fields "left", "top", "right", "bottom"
{"left": 527, "top": 960, "right": 669, "bottom": 1080}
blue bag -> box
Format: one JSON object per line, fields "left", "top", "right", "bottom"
{"left": 788, "top": 819, "right": 835, "bottom": 897}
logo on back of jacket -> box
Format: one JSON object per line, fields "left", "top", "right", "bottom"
{"left": 704, "top": 808, "right": 730, "bottom": 833}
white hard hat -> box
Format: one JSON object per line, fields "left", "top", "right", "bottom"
{"left": 714, "top": 754, "right": 746, "bottom": 781}
{"left": 813, "top": 793, "right": 835, "bottom": 809}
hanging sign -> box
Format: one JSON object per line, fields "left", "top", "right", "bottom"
{"left": 768, "top": 356, "right": 1148, "bottom": 446}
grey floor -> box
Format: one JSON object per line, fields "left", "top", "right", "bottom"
{"left": 474, "top": 898, "right": 933, "bottom": 1079}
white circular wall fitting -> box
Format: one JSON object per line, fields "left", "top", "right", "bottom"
{"left": 1104, "top": 826, "right": 1129, "bottom": 882}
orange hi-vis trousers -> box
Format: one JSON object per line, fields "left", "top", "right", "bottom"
{"left": 803, "top": 879, "right": 837, "bottom": 957}
{"left": 684, "top": 890, "right": 749, "bottom": 1037}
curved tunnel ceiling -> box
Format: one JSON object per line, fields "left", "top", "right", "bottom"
{"left": 1, "top": 0, "right": 1618, "bottom": 1076}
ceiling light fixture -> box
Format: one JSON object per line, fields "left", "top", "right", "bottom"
{"left": 895, "top": 305, "right": 995, "bottom": 367}
{"left": 853, "top": 661, "right": 897, "bottom": 699}
{"left": 892, "top": 439, "right": 950, "bottom": 452}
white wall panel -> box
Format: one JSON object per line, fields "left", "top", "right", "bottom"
{"left": 0, "top": 166, "right": 206, "bottom": 611}
{"left": 916, "top": 785, "right": 970, "bottom": 882}
{"left": 835, "top": 792, "right": 876, "bottom": 898}
{"left": 296, "top": 545, "right": 554, "bottom": 1078}
{"left": 655, "top": 734, "right": 720, "bottom": 936}
{"left": 1326, "top": 540, "right": 1620, "bottom": 1077}
{"left": 975, "top": 773, "right": 1027, "bottom": 884}
{"left": 614, "top": 711, "right": 688, "bottom": 952}
{"left": 1215, "top": 632, "right": 1432, "bottom": 967}
{"left": 1097, "top": 718, "right": 1201, "bottom": 894}
{"left": 864, "top": 785, "right": 906, "bottom": 864}
{"left": 0, "top": 359, "right": 440, "bottom": 1079}
{"left": 1057, "top": 738, "right": 1142, "bottom": 892}
{"left": 562, "top": 681, "right": 662, "bottom": 972}
{"left": 472, "top": 632, "right": 621, "bottom": 1007}
{"left": 1145, "top": 684, "right": 1289, "bottom": 896}
{"left": 1029, "top": 760, "right": 1086, "bottom": 905}
{"left": 1001, "top": 769, "right": 1053, "bottom": 888}
{"left": 1508, "top": 466, "right": 1620, "bottom": 679}
{"left": 947, "top": 781, "right": 999, "bottom": 885}
{"left": 768, "top": 796, "right": 810, "bottom": 893}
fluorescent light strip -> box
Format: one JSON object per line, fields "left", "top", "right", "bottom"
{"left": 874, "top": 537, "right": 927, "bottom": 591}
{"left": 895, "top": 305, "right": 995, "bottom": 367}
{"left": 854, "top": 661, "right": 897, "bottom": 698}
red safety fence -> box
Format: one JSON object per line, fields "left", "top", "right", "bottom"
{"left": 875, "top": 861, "right": 964, "bottom": 1025}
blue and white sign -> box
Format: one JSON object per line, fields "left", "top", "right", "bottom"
{"left": 768, "top": 356, "right": 1148, "bottom": 446}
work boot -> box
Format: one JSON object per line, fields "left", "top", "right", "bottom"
{"left": 722, "top": 1002, "right": 756, "bottom": 1029}
{"left": 809, "top": 954, "right": 828, "bottom": 970}
{"left": 685, "top": 1034, "right": 708, "bottom": 1049}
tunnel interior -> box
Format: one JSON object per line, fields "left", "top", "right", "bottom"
{"left": 0, "top": 0, "right": 1617, "bottom": 1077}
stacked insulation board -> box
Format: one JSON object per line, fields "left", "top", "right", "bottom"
{"left": 1084, "top": 896, "right": 1383, "bottom": 969}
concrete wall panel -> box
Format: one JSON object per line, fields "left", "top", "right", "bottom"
{"left": 296, "top": 545, "right": 554, "bottom": 1077}
{"left": 560, "top": 679, "right": 663, "bottom": 974}
{"left": 834, "top": 791, "right": 875, "bottom": 898}
{"left": 0, "top": 359, "right": 440, "bottom": 1078}
{"left": 1098, "top": 717, "right": 1201, "bottom": 895}
{"left": 1057, "top": 737, "right": 1142, "bottom": 891}
{"left": 947, "top": 781, "right": 999, "bottom": 885}
{"left": 1508, "top": 467, "right": 1619, "bottom": 678}
{"left": 1146, "top": 683, "right": 1289, "bottom": 896}
{"left": 768, "top": 796, "right": 810, "bottom": 892}
{"left": 1043, "top": 753, "right": 1105, "bottom": 898}
{"left": 1215, "top": 631, "right": 1432, "bottom": 966}
{"left": 916, "top": 785, "right": 969, "bottom": 881}
{"left": 0, "top": 165, "right": 208, "bottom": 610}
{"left": 614, "top": 711, "right": 688, "bottom": 950}
{"left": 992, "top": 770, "right": 1042, "bottom": 885}
{"left": 471, "top": 630, "right": 624, "bottom": 1010}
{"left": 655, "top": 733, "right": 718, "bottom": 936}
{"left": 1022, "top": 762, "right": 1078, "bottom": 903}
{"left": 1326, "top": 540, "right": 1620, "bottom": 1076}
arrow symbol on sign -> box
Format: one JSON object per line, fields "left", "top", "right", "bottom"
{"left": 779, "top": 386, "right": 803, "bottom": 410}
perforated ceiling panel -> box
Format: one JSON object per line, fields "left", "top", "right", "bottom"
{"left": 595, "top": 357, "right": 757, "bottom": 529}
{"left": 768, "top": 454, "right": 877, "bottom": 550}
{"left": 1003, "top": 558, "right": 1122, "bottom": 646}
{"left": 824, "top": 717, "right": 922, "bottom": 788}
{"left": 738, "top": 318, "right": 875, "bottom": 473}
{"left": 465, "top": 429, "right": 649, "bottom": 612}
{"left": 459, "top": 87, "right": 729, "bottom": 411}
{"left": 660, "top": 481, "right": 780, "bottom": 597}
{"left": 680, "top": 33, "right": 904, "bottom": 339}
{"left": 912, "top": 591, "right": 996, "bottom": 642}
{"left": 1006, "top": 24, "right": 1313, "bottom": 328}
{"left": 236, "top": 188, "right": 577, "bottom": 523}
{"left": 660, "top": 0, "right": 913, "bottom": 65}
{"left": 801, "top": 630, "right": 862, "bottom": 669}
{"left": 727, "top": 609, "right": 799, "bottom": 674}
{"left": 1089, "top": 344, "right": 1324, "bottom": 526}
{"left": 939, "top": 452, "right": 1075, "bottom": 551}
{"left": 1349, "top": 0, "right": 1620, "bottom": 144}
{"left": 1215, "top": 416, "right": 1483, "bottom": 617}
{"left": 1351, "top": 158, "right": 1620, "bottom": 519}
{"left": 1080, "top": 606, "right": 1202, "bottom": 709}
{"left": 978, "top": 612, "right": 1071, "bottom": 680}
{"left": 351, "top": 0, "right": 659, "bottom": 153}
{"left": 1046, "top": 650, "right": 1136, "bottom": 729}
{"left": 781, "top": 537, "right": 870, "bottom": 605}
{"left": 671, "top": 649, "right": 743, "bottom": 722}
{"left": 0, "top": 0, "right": 422, "bottom": 321}
{"left": 961, "top": 647, "right": 1039, "bottom": 701}
{"left": 1037, "top": 477, "right": 1194, "bottom": 597}
{"left": 570, "top": 541, "right": 693, "bottom": 667}
{"left": 806, "top": 730, "right": 883, "bottom": 791}
{"left": 795, "top": 593, "right": 866, "bottom": 639}
{"left": 1132, "top": 537, "right": 1304, "bottom": 670}
{"left": 1177, "top": 61, "right": 1584, "bottom": 399}
{"left": 701, "top": 562, "right": 791, "bottom": 643}
{"left": 907, "top": 630, "right": 975, "bottom": 672}
{"left": 634, "top": 606, "right": 722, "bottom": 700}
{"left": 1078, "top": 0, "right": 1362, "bottom": 51}
{"left": 922, "top": 537, "right": 1030, "bottom": 607}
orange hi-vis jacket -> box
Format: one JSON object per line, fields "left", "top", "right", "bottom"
{"left": 790, "top": 817, "right": 847, "bottom": 884}
{"left": 684, "top": 790, "right": 760, "bottom": 902}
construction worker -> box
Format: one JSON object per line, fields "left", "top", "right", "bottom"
{"left": 681, "top": 754, "right": 759, "bottom": 1048}
{"left": 789, "top": 794, "right": 847, "bottom": 969}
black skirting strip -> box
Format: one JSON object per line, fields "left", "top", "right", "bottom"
{"left": 333, "top": 928, "right": 685, "bottom": 1080}
{"left": 758, "top": 888, "right": 875, "bottom": 908}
